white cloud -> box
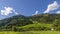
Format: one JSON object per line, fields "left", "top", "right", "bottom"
{"left": 56, "top": 11, "right": 60, "bottom": 14}
{"left": 32, "top": 10, "right": 39, "bottom": 15}
{"left": 44, "top": 1, "right": 59, "bottom": 13}
{"left": 0, "top": 7, "right": 19, "bottom": 16}
{"left": 35, "top": 11, "right": 39, "bottom": 14}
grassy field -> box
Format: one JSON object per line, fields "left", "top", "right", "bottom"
{"left": 0, "top": 31, "right": 60, "bottom": 34}
{"left": 19, "top": 31, "right": 60, "bottom": 34}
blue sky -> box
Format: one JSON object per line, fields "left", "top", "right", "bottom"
{"left": 0, "top": 0, "right": 60, "bottom": 20}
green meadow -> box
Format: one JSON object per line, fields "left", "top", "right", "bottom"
{"left": 0, "top": 31, "right": 60, "bottom": 34}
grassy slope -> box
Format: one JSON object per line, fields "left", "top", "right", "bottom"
{"left": 17, "top": 23, "right": 52, "bottom": 30}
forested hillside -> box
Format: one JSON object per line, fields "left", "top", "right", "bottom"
{"left": 0, "top": 14, "right": 60, "bottom": 31}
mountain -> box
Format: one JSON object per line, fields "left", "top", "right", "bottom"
{"left": 29, "top": 14, "right": 60, "bottom": 24}
{"left": 0, "top": 15, "right": 33, "bottom": 31}
{"left": 0, "top": 14, "right": 60, "bottom": 31}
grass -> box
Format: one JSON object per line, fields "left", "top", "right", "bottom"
{"left": 0, "top": 31, "right": 60, "bottom": 34}
{"left": 18, "top": 23, "right": 52, "bottom": 29}
{"left": 20, "top": 31, "right": 60, "bottom": 34}
{"left": 16, "top": 23, "right": 53, "bottom": 31}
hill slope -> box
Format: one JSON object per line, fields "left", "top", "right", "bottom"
{"left": 0, "top": 14, "right": 60, "bottom": 31}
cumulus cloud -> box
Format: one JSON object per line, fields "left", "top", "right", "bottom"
{"left": 44, "top": 1, "right": 59, "bottom": 13}
{"left": 0, "top": 7, "right": 18, "bottom": 16}
{"left": 56, "top": 11, "right": 60, "bottom": 14}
